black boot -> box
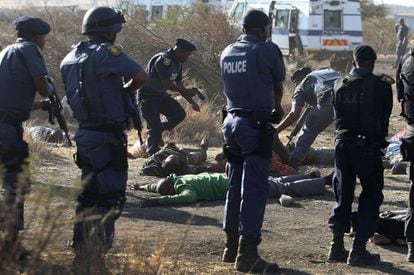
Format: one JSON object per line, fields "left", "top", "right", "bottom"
{"left": 222, "top": 231, "right": 239, "bottom": 263}
{"left": 347, "top": 240, "right": 380, "bottom": 266}
{"left": 235, "top": 237, "right": 279, "bottom": 274}
{"left": 407, "top": 242, "right": 414, "bottom": 263}
{"left": 327, "top": 234, "right": 348, "bottom": 262}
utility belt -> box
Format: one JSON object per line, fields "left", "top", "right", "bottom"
{"left": 80, "top": 122, "right": 126, "bottom": 134}
{"left": 229, "top": 110, "right": 277, "bottom": 129}
{"left": 336, "top": 131, "right": 387, "bottom": 149}
{"left": 0, "top": 112, "right": 22, "bottom": 127}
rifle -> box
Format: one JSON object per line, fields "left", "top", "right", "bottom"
{"left": 286, "top": 104, "right": 311, "bottom": 150}
{"left": 128, "top": 92, "right": 144, "bottom": 145}
{"left": 45, "top": 77, "right": 73, "bottom": 147}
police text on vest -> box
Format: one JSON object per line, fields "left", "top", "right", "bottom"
{"left": 223, "top": 60, "right": 247, "bottom": 74}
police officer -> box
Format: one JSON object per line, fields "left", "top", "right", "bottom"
{"left": 138, "top": 38, "right": 200, "bottom": 156}
{"left": 327, "top": 45, "right": 393, "bottom": 266}
{"left": 60, "top": 7, "right": 147, "bottom": 272}
{"left": 220, "top": 9, "right": 285, "bottom": 273}
{"left": 394, "top": 18, "right": 409, "bottom": 68}
{"left": 397, "top": 47, "right": 414, "bottom": 262}
{"left": 276, "top": 67, "right": 341, "bottom": 166}
{"left": 0, "top": 16, "right": 52, "bottom": 261}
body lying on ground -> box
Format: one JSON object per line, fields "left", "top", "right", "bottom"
{"left": 135, "top": 172, "right": 332, "bottom": 207}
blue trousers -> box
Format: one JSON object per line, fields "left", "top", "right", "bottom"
{"left": 404, "top": 125, "right": 414, "bottom": 243}
{"left": 222, "top": 114, "right": 271, "bottom": 238}
{"left": 395, "top": 41, "right": 407, "bottom": 66}
{"left": 328, "top": 139, "right": 384, "bottom": 241}
{"left": 290, "top": 104, "right": 334, "bottom": 162}
{"left": 0, "top": 122, "right": 29, "bottom": 233}
{"left": 406, "top": 163, "right": 414, "bottom": 243}
{"left": 139, "top": 95, "right": 186, "bottom": 155}
{"left": 73, "top": 129, "right": 127, "bottom": 254}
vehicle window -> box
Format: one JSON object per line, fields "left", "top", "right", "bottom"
{"left": 151, "top": 5, "right": 163, "bottom": 20}
{"left": 233, "top": 3, "right": 246, "bottom": 22}
{"left": 324, "top": 10, "right": 342, "bottom": 31}
{"left": 274, "top": 10, "right": 289, "bottom": 29}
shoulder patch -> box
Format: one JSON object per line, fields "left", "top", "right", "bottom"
{"left": 378, "top": 74, "right": 395, "bottom": 85}
{"left": 106, "top": 45, "right": 122, "bottom": 56}
{"left": 163, "top": 57, "right": 171, "bottom": 66}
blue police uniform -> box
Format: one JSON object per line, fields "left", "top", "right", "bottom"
{"left": 60, "top": 40, "right": 142, "bottom": 253}
{"left": 0, "top": 18, "right": 49, "bottom": 235}
{"left": 138, "top": 49, "right": 186, "bottom": 155}
{"left": 395, "top": 23, "right": 409, "bottom": 67}
{"left": 328, "top": 67, "right": 392, "bottom": 242}
{"left": 397, "top": 49, "right": 414, "bottom": 261}
{"left": 290, "top": 68, "right": 340, "bottom": 163}
{"left": 221, "top": 34, "right": 285, "bottom": 238}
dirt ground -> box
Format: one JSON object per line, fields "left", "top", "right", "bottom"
{"left": 21, "top": 55, "right": 414, "bottom": 274}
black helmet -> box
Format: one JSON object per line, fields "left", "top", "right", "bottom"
{"left": 82, "top": 7, "right": 126, "bottom": 35}
{"left": 242, "top": 9, "right": 270, "bottom": 29}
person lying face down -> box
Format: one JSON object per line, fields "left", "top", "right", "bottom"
{"left": 135, "top": 171, "right": 333, "bottom": 207}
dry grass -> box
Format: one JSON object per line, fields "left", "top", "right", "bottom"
{"left": 163, "top": 100, "right": 222, "bottom": 147}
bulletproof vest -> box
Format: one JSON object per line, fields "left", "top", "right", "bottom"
{"left": 60, "top": 41, "right": 130, "bottom": 127}
{"left": 334, "top": 74, "right": 379, "bottom": 140}
{"left": 400, "top": 50, "right": 414, "bottom": 124}
{"left": 221, "top": 40, "right": 275, "bottom": 112}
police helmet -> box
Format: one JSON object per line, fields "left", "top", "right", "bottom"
{"left": 82, "top": 7, "right": 126, "bottom": 35}
{"left": 242, "top": 9, "right": 270, "bottom": 29}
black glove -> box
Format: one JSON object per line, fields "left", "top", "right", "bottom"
{"left": 40, "top": 99, "right": 52, "bottom": 111}
{"left": 139, "top": 198, "right": 159, "bottom": 208}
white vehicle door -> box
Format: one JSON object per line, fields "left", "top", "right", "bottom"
{"left": 320, "top": 9, "right": 349, "bottom": 51}
{"left": 272, "top": 8, "right": 290, "bottom": 55}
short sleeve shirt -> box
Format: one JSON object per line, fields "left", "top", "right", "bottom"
{"left": 0, "top": 38, "right": 48, "bottom": 120}
{"left": 139, "top": 49, "right": 182, "bottom": 96}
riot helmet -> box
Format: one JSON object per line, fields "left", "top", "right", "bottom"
{"left": 82, "top": 7, "right": 126, "bottom": 35}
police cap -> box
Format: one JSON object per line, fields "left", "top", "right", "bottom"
{"left": 353, "top": 45, "right": 377, "bottom": 61}
{"left": 242, "top": 9, "right": 270, "bottom": 29}
{"left": 291, "top": 67, "right": 312, "bottom": 82}
{"left": 175, "top": 38, "right": 196, "bottom": 52}
{"left": 14, "top": 16, "right": 51, "bottom": 35}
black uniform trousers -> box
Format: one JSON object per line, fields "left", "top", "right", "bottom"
{"left": 404, "top": 125, "right": 414, "bottom": 243}
{"left": 328, "top": 138, "right": 384, "bottom": 241}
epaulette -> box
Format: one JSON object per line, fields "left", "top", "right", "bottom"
{"left": 162, "top": 57, "right": 171, "bottom": 66}
{"left": 378, "top": 73, "right": 395, "bottom": 85}
{"left": 106, "top": 44, "right": 122, "bottom": 56}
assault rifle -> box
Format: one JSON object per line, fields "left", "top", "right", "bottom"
{"left": 128, "top": 91, "right": 143, "bottom": 145}
{"left": 45, "top": 77, "right": 73, "bottom": 147}
{"left": 286, "top": 104, "right": 311, "bottom": 150}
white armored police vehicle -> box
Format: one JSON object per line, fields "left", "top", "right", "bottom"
{"left": 229, "top": 0, "right": 363, "bottom": 69}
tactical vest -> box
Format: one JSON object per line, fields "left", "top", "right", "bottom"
{"left": 221, "top": 40, "right": 275, "bottom": 112}
{"left": 334, "top": 74, "right": 379, "bottom": 141}
{"left": 60, "top": 41, "right": 131, "bottom": 128}
{"left": 400, "top": 50, "right": 414, "bottom": 124}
